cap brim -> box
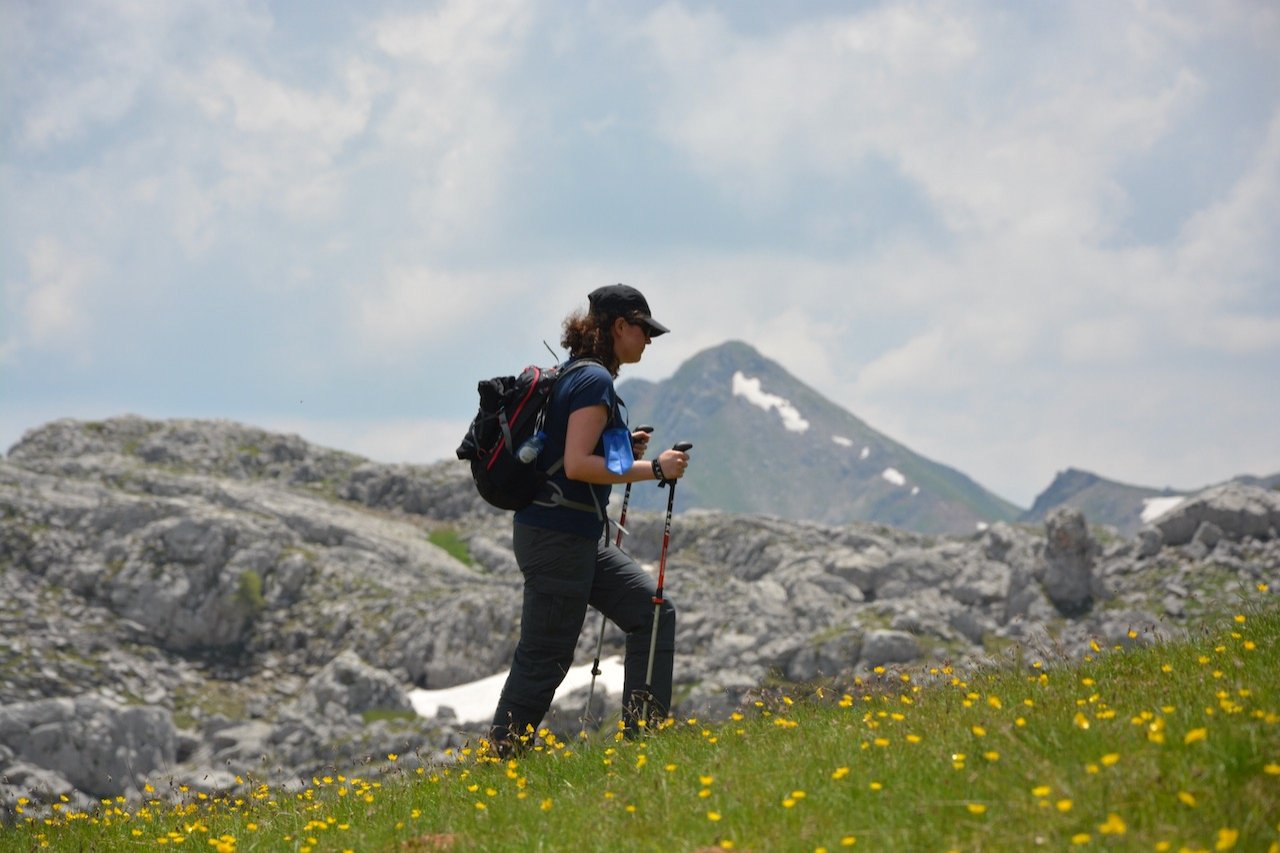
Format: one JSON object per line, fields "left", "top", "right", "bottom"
{"left": 641, "top": 317, "right": 670, "bottom": 337}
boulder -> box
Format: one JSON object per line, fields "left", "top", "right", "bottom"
{"left": 1042, "top": 508, "right": 1097, "bottom": 616}
{"left": 294, "top": 650, "right": 413, "bottom": 720}
{"left": 0, "top": 695, "right": 176, "bottom": 798}
{"left": 859, "top": 629, "right": 921, "bottom": 668}
{"left": 1155, "top": 484, "right": 1279, "bottom": 547}
{"left": 786, "top": 630, "right": 862, "bottom": 680}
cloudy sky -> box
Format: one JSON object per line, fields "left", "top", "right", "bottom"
{"left": 3, "top": 0, "right": 1278, "bottom": 508}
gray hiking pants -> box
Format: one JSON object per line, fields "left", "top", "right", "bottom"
{"left": 491, "top": 522, "right": 677, "bottom": 743}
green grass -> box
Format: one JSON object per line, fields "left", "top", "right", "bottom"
{"left": 5, "top": 591, "right": 1280, "bottom": 852}
{"left": 427, "top": 528, "right": 474, "bottom": 566}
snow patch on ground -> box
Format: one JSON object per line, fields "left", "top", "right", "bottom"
{"left": 732, "top": 371, "right": 810, "bottom": 433}
{"left": 882, "top": 468, "right": 906, "bottom": 487}
{"left": 832, "top": 435, "right": 853, "bottom": 448}
{"left": 409, "top": 656, "right": 627, "bottom": 726}
{"left": 860, "top": 447, "right": 871, "bottom": 460}
{"left": 1141, "top": 495, "right": 1185, "bottom": 524}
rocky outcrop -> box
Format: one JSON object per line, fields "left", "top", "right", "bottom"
{"left": 1041, "top": 507, "right": 1099, "bottom": 616}
{"left": 295, "top": 650, "right": 414, "bottom": 720}
{"left": 2, "top": 417, "right": 1278, "bottom": 815}
{"left": 0, "top": 695, "right": 175, "bottom": 800}
{"left": 1148, "top": 483, "right": 1280, "bottom": 551}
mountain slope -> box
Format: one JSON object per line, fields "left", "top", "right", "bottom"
{"left": 1022, "top": 467, "right": 1280, "bottom": 536}
{"left": 618, "top": 340, "right": 1020, "bottom": 534}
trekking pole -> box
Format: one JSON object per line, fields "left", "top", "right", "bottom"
{"left": 641, "top": 440, "right": 692, "bottom": 729}
{"left": 582, "top": 426, "right": 653, "bottom": 733}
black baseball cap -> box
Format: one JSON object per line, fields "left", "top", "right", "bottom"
{"left": 588, "top": 284, "right": 670, "bottom": 337}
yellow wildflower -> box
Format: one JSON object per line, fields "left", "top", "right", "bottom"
{"left": 1215, "top": 827, "right": 1239, "bottom": 850}
{"left": 1098, "top": 813, "right": 1127, "bottom": 835}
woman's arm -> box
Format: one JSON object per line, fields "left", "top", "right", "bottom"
{"left": 562, "top": 404, "right": 688, "bottom": 485}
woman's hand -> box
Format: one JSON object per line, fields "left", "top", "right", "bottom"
{"left": 631, "top": 428, "right": 652, "bottom": 459}
{"left": 655, "top": 448, "right": 689, "bottom": 481}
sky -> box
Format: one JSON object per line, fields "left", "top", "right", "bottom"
{"left": 2, "top": 0, "right": 1278, "bottom": 509}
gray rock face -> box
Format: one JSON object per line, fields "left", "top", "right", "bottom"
{"left": 859, "top": 630, "right": 921, "bottom": 668}
{"left": 0, "top": 695, "right": 175, "bottom": 798}
{"left": 2, "top": 416, "right": 1278, "bottom": 812}
{"left": 1042, "top": 507, "right": 1098, "bottom": 616}
{"left": 296, "top": 650, "right": 414, "bottom": 720}
{"left": 1152, "top": 484, "right": 1280, "bottom": 547}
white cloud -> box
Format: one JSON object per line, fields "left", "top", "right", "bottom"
{"left": 3, "top": 237, "right": 99, "bottom": 360}
{"left": 347, "top": 265, "right": 546, "bottom": 363}
{"left": 9, "top": 1, "right": 271, "bottom": 149}
{"left": 372, "top": 0, "right": 529, "bottom": 68}
{"left": 357, "top": 1, "right": 533, "bottom": 247}
{"left": 175, "top": 56, "right": 379, "bottom": 220}
{"left": 260, "top": 416, "right": 468, "bottom": 466}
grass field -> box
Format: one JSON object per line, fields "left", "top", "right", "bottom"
{"left": 4, "top": 588, "right": 1278, "bottom": 852}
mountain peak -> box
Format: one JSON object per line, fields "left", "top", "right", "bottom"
{"left": 618, "top": 339, "right": 1020, "bottom": 533}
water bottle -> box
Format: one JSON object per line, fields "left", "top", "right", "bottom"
{"left": 516, "top": 430, "right": 546, "bottom": 464}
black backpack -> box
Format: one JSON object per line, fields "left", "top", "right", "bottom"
{"left": 456, "top": 359, "right": 597, "bottom": 510}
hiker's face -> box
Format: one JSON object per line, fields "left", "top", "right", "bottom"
{"left": 613, "top": 316, "right": 650, "bottom": 365}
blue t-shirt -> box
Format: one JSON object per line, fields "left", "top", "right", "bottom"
{"left": 514, "top": 358, "right": 627, "bottom": 540}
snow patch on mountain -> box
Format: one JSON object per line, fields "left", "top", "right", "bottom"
{"left": 732, "top": 371, "right": 810, "bottom": 433}
{"left": 882, "top": 468, "right": 906, "bottom": 487}
{"left": 832, "top": 435, "right": 853, "bottom": 447}
{"left": 1141, "top": 495, "right": 1186, "bottom": 524}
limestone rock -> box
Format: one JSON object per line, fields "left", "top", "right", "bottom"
{"left": 0, "top": 695, "right": 176, "bottom": 799}
{"left": 295, "top": 650, "right": 413, "bottom": 720}
{"left": 859, "top": 629, "right": 921, "bottom": 668}
{"left": 1155, "top": 484, "right": 1279, "bottom": 546}
{"left": 1042, "top": 507, "right": 1098, "bottom": 616}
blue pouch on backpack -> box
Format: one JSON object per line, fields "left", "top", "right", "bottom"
{"left": 603, "top": 426, "right": 635, "bottom": 475}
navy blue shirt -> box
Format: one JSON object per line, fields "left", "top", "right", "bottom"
{"left": 514, "top": 358, "right": 626, "bottom": 540}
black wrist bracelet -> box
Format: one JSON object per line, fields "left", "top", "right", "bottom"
{"left": 652, "top": 458, "right": 663, "bottom": 481}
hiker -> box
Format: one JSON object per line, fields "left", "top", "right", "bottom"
{"left": 488, "top": 284, "right": 690, "bottom": 754}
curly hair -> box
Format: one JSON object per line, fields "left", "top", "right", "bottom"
{"left": 561, "top": 309, "right": 620, "bottom": 375}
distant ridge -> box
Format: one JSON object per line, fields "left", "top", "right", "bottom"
{"left": 1021, "top": 467, "right": 1280, "bottom": 536}
{"left": 617, "top": 340, "right": 1020, "bottom": 534}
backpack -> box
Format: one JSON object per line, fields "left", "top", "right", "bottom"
{"left": 456, "top": 359, "right": 597, "bottom": 510}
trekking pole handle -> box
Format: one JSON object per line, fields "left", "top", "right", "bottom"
{"left": 656, "top": 442, "right": 692, "bottom": 488}
{"left": 632, "top": 425, "right": 654, "bottom": 457}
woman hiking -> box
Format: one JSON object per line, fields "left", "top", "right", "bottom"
{"left": 488, "top": 284, "right": 690, "bottom": 756}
